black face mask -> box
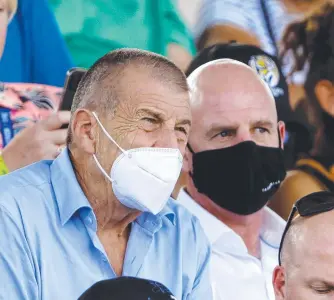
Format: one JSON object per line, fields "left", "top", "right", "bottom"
{"left": 189, "top": 141, "right": 286, "bottom": 215}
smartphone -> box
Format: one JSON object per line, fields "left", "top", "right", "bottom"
{"left": 60, "top": 68, "right": 86, "bottom": 128}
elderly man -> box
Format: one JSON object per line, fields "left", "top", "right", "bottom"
{"left": 178, "top": 59, "right": 286, "bottom": 300}
{"left": 0, "top": 49, "right": 212, "bottom": 300}
{"left": 273, "top": 191, "right": 334, "bottom": 300}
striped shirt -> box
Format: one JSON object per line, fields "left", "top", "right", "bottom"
{"left": 196, "top": 0, "right": 306, "bottom": 84}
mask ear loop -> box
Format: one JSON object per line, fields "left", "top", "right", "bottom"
{"left": 92, "top": 111, "right": 126, "bottom": 154}
{"left": 93, "top": 154, "right": 115, "bottom": 183}
{"left": 91, "top": 111, "right": 127, "bottom": 184}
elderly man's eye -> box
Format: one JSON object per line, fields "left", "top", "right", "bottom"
{"left": 176, "top": 127, "right": 188, "bottom": 135}
{"left": 142, "top": 117, "right": 158, "bottom": 124}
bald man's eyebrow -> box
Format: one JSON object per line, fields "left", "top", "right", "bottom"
{"left": 251, "top": 120, "right": 275, "bottom": 130}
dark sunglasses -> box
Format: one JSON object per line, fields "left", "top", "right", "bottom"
{"left": 278, "top": 191, "right": 334, "bottom": 265}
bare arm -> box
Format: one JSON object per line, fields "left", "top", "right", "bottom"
{"left": 198, "top": 24, "right": 261, "bottom": 50}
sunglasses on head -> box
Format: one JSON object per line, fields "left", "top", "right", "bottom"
{"left": 278, "top": 191, "right": 334, "bottom": 265}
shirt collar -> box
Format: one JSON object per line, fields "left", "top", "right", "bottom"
{"left": 51, "top": 148, "right": 176, "bottom": 227}
{"left": 158, "top": 202, "right": 176, "bottom": 225}
{"left": 50, "top": 148, "right": 92, "bottom": 226}
{"left": 177, "top": 188, "right": 285, "bottom": 250}
{"left": 177, "top": 189, "right": 232, "bottom": 244}
{"left": 260, "top": 205, "right": 286, "bottom": 249}
{"left": 135, "top": 202, "right": 176, "bottom": 234}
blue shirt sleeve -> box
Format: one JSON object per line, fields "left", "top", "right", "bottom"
{"left": 0, "top": 0, "right": 74, "bottom": 87}
{"left": 195, "top": 0, "right": 258, "bottom": 41}
{"left": 0, "top": 202, "right": 38, "bottom": 299}
{"left": 188, "top": 217, "right": 213, "bottom": 300}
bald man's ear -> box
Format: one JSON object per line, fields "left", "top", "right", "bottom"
{"left": 273, "top": 266, "right": 287, "bottom": 300}
{"left": 182, "top": 146, "right": 193, "bottom": 173}
{"left": 278, "top": 121, "right": 286, "bottom": 149}
{"left": 71, "top": 109, "right": 97, "bottom": 154}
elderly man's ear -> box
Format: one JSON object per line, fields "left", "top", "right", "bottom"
{"left": 273, "top": 266, "right": 287, "bottom": 300}
{"left": 71, "top": 109, "right": 97, "bottom": 154}
{"left": 278, "top": 121, "right": 286, "bottom": 149}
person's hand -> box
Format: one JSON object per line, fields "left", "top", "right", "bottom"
{"left": 1, "top": 111, "right": 70, "bottom": 172}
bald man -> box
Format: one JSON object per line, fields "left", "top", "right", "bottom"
{"left": 178, "top": 59, "right": 287, "bottom": 300}
{"left": 273, "top": 192, "right": 334, "bottom": 300}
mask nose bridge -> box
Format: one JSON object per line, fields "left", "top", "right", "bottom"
{"left": 130, "top": 149, "right": 181, "bottom": 183}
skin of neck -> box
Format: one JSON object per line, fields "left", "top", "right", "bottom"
{"left": 69, "top": 146, "right": 141, "bottom": 236}
{"left": 186, "top": 177, "right": 263, "bottom": 258}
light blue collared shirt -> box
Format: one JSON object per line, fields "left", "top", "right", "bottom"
{"left": 0, "top": 149, "right": 212, "bottom": 300}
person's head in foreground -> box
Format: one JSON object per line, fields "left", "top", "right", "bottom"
{"left": 79, "top": 277, "right": 177, "bottom": 300}
{"left": 0, "top": 0, "right": 17, "bottom": 58}
{"left": 273, "top": 191, "right": 334, "bottom": 299}
{"left": 69, "top": 48, "right": 191, "bottom": 216}
{"left": 183, "top": 58, "right": 286, "bottom": 217}
{"left": 186, "top": 42, "right": 313, "bottom": 169}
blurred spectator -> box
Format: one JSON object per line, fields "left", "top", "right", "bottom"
{"left": 195, "top": 0, "right": 331, "bottom": 107}
{"left": 79, "top": 277, "right": 177, "bottom": 300}
{"left": 179, "top": 59, "right": 286, "bottom": 300}
{"left": 0, "top": 0, "right": 73, "bottom": 86}
{"left": 0, "top": 49, "right": 212, "bottom": 299}
{"left": 0, "top": 0, "right": 70, "bottom": 175}
{"left": 273, "top": 191, "right": 334, "bottom": 300}
{"left": 270, "top": 4, "right": 334, "bottom": 219}
{"left": 49, "top": 0, "right": 194, "bottom": 71}
{"left": 185, "top": 42, "right": 313, "bottom": 170}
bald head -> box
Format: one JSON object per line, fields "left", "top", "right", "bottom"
{"left": 281, "top": 210, "right": 334, "bottom": 269}
{"left": 274, "top": 209, "right": 334, "bottom": 300}
{"left": 185, "top": 59, "right": 282, "bottom": 153}
{"left": 188, "top": 59, "right": 276, "bottom": 109}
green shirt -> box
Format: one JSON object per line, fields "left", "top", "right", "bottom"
{"left": 49, "top": 0, "right": 195, "bottom": 68}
